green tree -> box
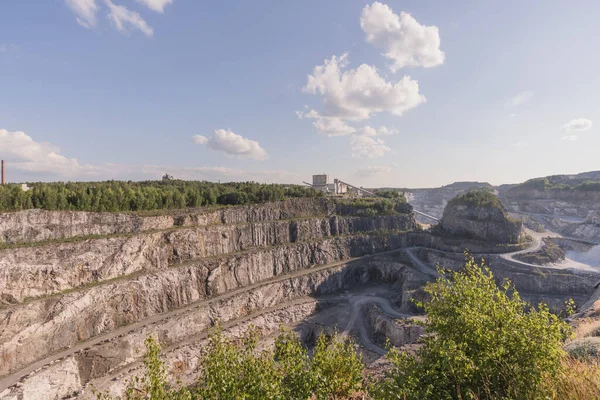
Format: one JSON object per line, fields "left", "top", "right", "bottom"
{"left": 95, "top": 336, "right": 192, "bottom": 400}
{"left": 195, "top": 327, "right": 283, "bottom": 399}
{"left": 374, "top": 255, "right": 572, "bottom": 400}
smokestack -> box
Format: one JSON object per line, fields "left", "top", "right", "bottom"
{"left": 1, "top": 160, "right": 5, "bottom": 185}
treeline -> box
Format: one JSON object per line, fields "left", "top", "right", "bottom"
{"left": 96, "top": 257, "right": 600, "bottom": 400}
{"left": 335, "top": 196, "right": 412, "bottom": 217}
{"left": 519, "top": 177, "right": 600, "bottom": 192}
{"left": 0, "top": 181, "right": 323, "bottom": 212}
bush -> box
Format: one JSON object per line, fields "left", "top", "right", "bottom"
{"left": 98, "top": 327, "right": 365, "bottom": 400}
{"left": 374, "top": 254, "right": 572, "bottom": 400}
{"left": 447, "top": 189, "right": 503, "bottom": 210}
{"left": 335, "top": 196, "right": 411, "bottom": 217}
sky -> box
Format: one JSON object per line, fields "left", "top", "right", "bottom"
{"left": 1, "top": 0, "right": 599, "bottom": 188}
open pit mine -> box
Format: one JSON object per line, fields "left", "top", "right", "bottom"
{"left": 1, "top": 193, "right": 600, "bottom": 399}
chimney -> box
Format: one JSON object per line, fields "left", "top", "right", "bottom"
{"left": 1, "top": 160, "right": 4, "bottom": 185}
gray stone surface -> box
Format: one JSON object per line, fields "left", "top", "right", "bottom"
{"left": 440, "top": 203, "right": 524, "bottom": 244}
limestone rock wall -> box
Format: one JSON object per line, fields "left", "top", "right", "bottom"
{"left": 0, "top": 198, "right": 335, "bottom": 245}
{"left": 0, "top": 251, "right": 422, "bottom": 400}
{"left": 364, "top": 303, "right": 424, "bottom": 347}
{"left": 0, "top": 233, "right": 416, "bottom": 377}
{"left": 440, "top": 204, "right": 524, "bottom": 244}
{"left": 0, "top": 214, "right": 416, "bottom": 302}
{"left": 415, "top": 249, "right": 596, "bottom": 309}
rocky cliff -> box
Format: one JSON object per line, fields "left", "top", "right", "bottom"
{"left": 0, "top": 198, "right": 335, "bottom": 245}
{"left": 439, "top": 191, "right": 524, "bottom": 244}
{"left": 403, "top": 181, "right": 493, "bottom": 223}
{"left": 0, "top": 198, "right": 422, "bottom": 399}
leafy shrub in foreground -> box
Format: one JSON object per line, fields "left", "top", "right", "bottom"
{"left": 97, "top": 327, "right": 364, "bottom": 400}
{"left": 373, "top": 255, "right": 572, "bottom": 400}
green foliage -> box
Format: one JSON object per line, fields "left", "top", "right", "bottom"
{"left": 375, "top": 255, "right": 572, "bottom": 400}
{"left": 95, "top": 336, "right": 192, "bottom": 400}
{"left": 517, "top": 177, "right": 600, "bottom": 192}
{"left": 101, "top": 327, "right": 365, "bottom": 400}
{"left": 309, "top": 332, "right": 365, "bottom": 399}
{"left": 375, "top": 190, "right": 403, "bottom": 200}
{"left": 196, "top": 327, "right": 282, "bottom": 399}
{"left": 0, "top": 181, "right": 323, "bottom": 212}
{"left": 335, "top": 196, "right": 411, "bottom": 217}
{"left": 575, "top": 181, "right": 600, "bottom": 192}
{"left": 447, "top": 189, "right": 503, "bottom": 210}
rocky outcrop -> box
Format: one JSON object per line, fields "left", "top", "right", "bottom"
{"left": 513, "top": 238, "right": 566, "bottom": 265}
{"left": 439, "top": 193, "right": 524, "bottom": 244}
{"left": 0, "top": 233, "right": 422, "bottom": 377}
{"left": 585, "top": 211, "right": 600, "bottom": 226}
{"left": 0, "top": 250, "right": 428, "bottom": 399}
{"left": 414, "top": 248, "right": 598, "bottom": 311}
{"left": 0, "top": 196, "right": 422, "bottom": 400}
{"left": 0, "top": 198, "right": 335, "bottom": 245}
{"left": 405, "top": 182, "right": 493, "bottom": 223}
{"left": 364, "top": 303, "right": 424, "bottom": 347}
{"left": 0, "top": 214, "right": 416, "bottom": 302}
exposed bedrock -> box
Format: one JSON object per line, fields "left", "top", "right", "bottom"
{"left": 0, "top": 213, "right": 416, "bottom": 302}
{"left": 414, "top": 248, "right": 598, "bottom": 310}
{"left": 0, "top": 198, "right": 335, "bottom": 245}
{"left": 440, "top": 203, "right": 524, "bottom": 244}
{"left": 364, "top": 303, "right": 424, "bottom": 347}
{"left": 0, "top": 233, "right": 420, "bottom": 378}
{"left": 0, "top": 252, "right": 428, "bottom": 400}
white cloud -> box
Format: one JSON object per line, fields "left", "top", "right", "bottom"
{"left": 350, "top": 134, "right": 390, "bottom": 159}
{"left": 192, "top": 135, "right": 208, "bottom": 145}
{"left": 139, "top": 165, "right": 300, "bottom": 183}
{"left": 360, "top": 2, "right": 444, "bottom": 72}
{"left": 356, "top": 126, "right": 378, "bottom": 137}
{"left": 377, "top": 126, "right": 397, "bottom": 135}
{"left": 65, "top": 0, "right": 99, "bottom": 28}
{"left": 136, "top": 0, "right": 173, "bottom": 13}
{"left": 311, "top": 115, "right": 356, "bottom": 136}
{"left": 303, "top": 53, "right": 426, "bottom": 121}
{"left": 562, "top": 118, "right": 592, "bottom": 132}
{"left": 513, "top": 142, "right": 528, "bottom": 147}
{"left": 193, "top": 129, "right": 269, "bottom": 161}
{"left": 105, "top": 0, "right": 153, "bottom": 37}
{"left": 0, "top": 129, "right": 298, "bottom": 183}
{"left": 355, "top": 165, "right": 392, "bottom": 177}
{"left": 508, "top": 91, "right": 533, "bottom": 107}
{"left": 0, "top": 129, "right": 101, "bottom": 178}
{"left": 561, "top": 135, "right": 578, "bottom": 141}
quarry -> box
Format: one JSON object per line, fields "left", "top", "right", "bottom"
{"left": 0, "top": 175, "right": 598, "bottom": 399}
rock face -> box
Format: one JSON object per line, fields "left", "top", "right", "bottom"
{"left": 415, "top": 248, "right": 598, "bottom": 311}
{"left": 0, "top": 198, "right": 422, "bottom": 399}
{"left": 0, "top": 214, "right": 415, "bottom": 302}
{"left": 439, "top": 192, "right": 524, "bottom": 244}
{"left": 404, "top": 181, "right": 493, "bottom": 223}
{"left": 0, "top": 198, "right": 335, "bottom": 245}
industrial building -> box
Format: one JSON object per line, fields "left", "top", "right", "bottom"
{"left": 308, "top": 174, "right": 349, "bottom": 195}
{"left": 305, "top": 174, "right": 379, "bottom": 197}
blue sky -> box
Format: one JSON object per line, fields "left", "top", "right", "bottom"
{"left": 0, "top": 0, "right": 598, "bottom": 187}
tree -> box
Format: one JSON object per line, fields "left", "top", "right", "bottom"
{"left": 374, "top": 254, "right": 572, "bottom": 400}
